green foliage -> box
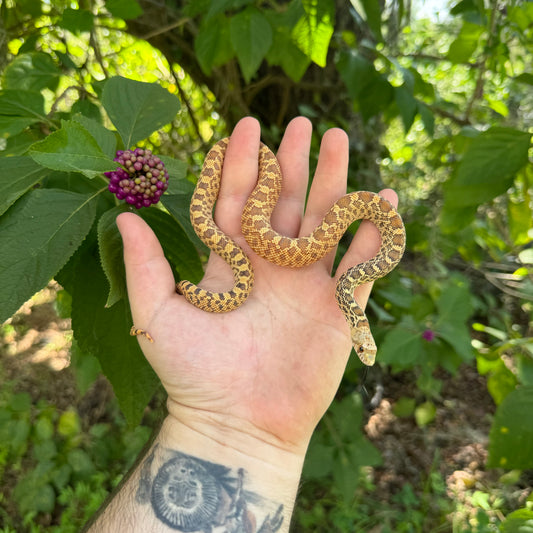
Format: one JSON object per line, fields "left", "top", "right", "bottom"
{"left": 0, "top": 70, "right": 198, "bottom": 425}
{"left": 0, "top": 375, "right": 154, "bottom": 531}
{"left": 1, "top": 0, "right": 533, "bottom": 529}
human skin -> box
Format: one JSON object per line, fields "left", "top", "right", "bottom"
{"left": 86, "top": 116, "right": 398, "bottom": 532}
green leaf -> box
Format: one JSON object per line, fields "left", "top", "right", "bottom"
{"left": 515, "top": 73, "right": 533, "bottom": 85}
{"left": 230, "top": 8, "right": 273, "bottom": 82}
{"left": 102, "top": 76, "right": 181, "bottom": 148}
{"left": 141, "top": 207, "right": 203, "bottom": 283}
{"left": 158, "top": 155, "right": 188, "bottom": 186}
{"left": 508, "top": 184, "right": 532, "bottom": 246}
{"left": 72, "top": 114, "right": 117, "bottom": 159}
{"left": 3, "top": 52, "right": 61, "bottom": 92}
{"left": 0, "top": 115, "right": 38, "bottom": 137}
{"left": 105, "top": 0, "right": 143, "bottom": 19}
{"left": 444, "top": 127, "right": 532, "bottom": 208}
{"left": 487, "top": 365, "right": 518, "bottom": 405}
{"left": 378, "top": 322, "right": 425, "bottom": 367}
{"left": 98, "top": 205, "right": 129, "bottom": 307}
{"left": 435, "top": 278, "right": 473, "bottom": 327}
{"left": 265, "top": 6, "right": 310, "bottom": 82}
{"left": 418, "top": 102, "right": 435, "bottom": 137}
{"left": 414, "top": 401, "right": 437, "bottom": 427}
{"left": 359, "top": 0, "right": 383, "bottom": 42}
{"left": 500, "top": 509, "right": 533, "bottom": 532}
{"left": 29, "top": 120, "right": 117, "bottom": 178}
{"left": 336, "top": 50, "right": 376, "bottom": 100}
{"left": 487, "top": 386, "right": 533, "bottom": 469}
{"left": 0, "top": 156, "right": 49, "bottom": 216}
{"left": 0, "top": 189, "right": 97, "bottom": 323}
{"left": 447, "top": 21, "right": 484, "bottom": 63}
{"left": 195, "top": 15, "right": 234, "bottom": 75}
{"left": 65, "top": 244, "right": 159, "bottom": 425}
{"left": 395, "top": 86, "right": 418, "bottom": 133}
{"left": 160, "top": 194, "right": 208, "bottom": 253}
{"left": 59, "top": 7, "right": 94, "bottom": 34}
{"left": 0, "top": 89, "right": 47, "bottom": 124}
{"left": 292, "top": 0, "right": 335, "bottom": 67}
{"left": 358, "top": 74, "right": 394, "bottom": 120}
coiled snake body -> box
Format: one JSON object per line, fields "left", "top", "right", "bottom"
{"left": 176, "top": 138, "right": 406, "bottom": 366}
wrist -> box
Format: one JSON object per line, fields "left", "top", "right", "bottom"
{"left": 162, "top": 400, "right": 307, "bottom": 494}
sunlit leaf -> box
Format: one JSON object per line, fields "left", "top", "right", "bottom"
{"left": 29, "top": 120, "right": 116, "bottom": 178}
{"left": 292, "top": 0, "right": 335, "bottom": 67}
{"left": 102, "top": 77, "right": 181, "bottom": 148}
{"left": 488, "top": 386, "right": 533, "bottom": 469}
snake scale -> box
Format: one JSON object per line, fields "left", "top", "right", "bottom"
{"left": 176, "top": 138, "right": 406, "bottom": 366}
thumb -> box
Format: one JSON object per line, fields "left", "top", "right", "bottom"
{"left": 116, "top": 212, "right": 177, "bottom": 325}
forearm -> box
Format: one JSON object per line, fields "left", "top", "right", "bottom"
{"left": 85, "top": 414, "right": 305, "bottom": 533}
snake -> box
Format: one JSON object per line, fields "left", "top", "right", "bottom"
{"left": 176, "top": 137, "right": 406, "bottom": 366}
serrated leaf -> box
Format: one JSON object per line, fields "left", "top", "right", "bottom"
{"left": 140, "top": 207, "right": 203, "bottom": 283}
{"left": 98, "top": 205, "right": 129, "bottom": 307}
{"left": 3, "top": 52, "right": 61, "bottom": 92}
{"left": 0, "top": 189, "right": 97, "bottom": 323}
{"left": 195, "top": 15, "right": 234, "bottom": 75}
{"left": 230, "top": 8, "right": 273, "bottom": 82}
{"left": 72, "top": 114, "right": 117, "bottom": 159}
{"left": 0, "top": 90, "right": 46, "bottom": 123}
{"left": 105, "top": 0, "right": 143, "bottom": 19}
{"left": 443, "top": 127, "right": 532, "bottom": 212}
{"left": 292, "top": 0, "right": 335, "bottom": 67}
{"left": 102, "top": 76, "right": 180, "bottom": 148}
{"left": 0, "top": 156, "right": 48, "bottom": 216}
{"left": 488, "top": 386, "right": 533, "bottom": 469}
{"left": 66, "top": 244, "right": 159, "bottom": 425}
{"left": 29, "top": 120, "right": 116, "bottom": 178}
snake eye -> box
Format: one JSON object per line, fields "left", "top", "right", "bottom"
{"left": 358, "top": 346, "right": 364, "bottom": 353}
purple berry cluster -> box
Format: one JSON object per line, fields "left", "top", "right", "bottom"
{"left": 105, "top": 148, "right": 169, "bottom": 209}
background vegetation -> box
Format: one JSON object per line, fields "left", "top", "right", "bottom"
{"left": 0, "top": 0, "right": 532, "bottom": 531}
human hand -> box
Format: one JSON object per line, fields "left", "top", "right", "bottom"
{"left": 117, "top": 117, "right": 398, "bottom": 457}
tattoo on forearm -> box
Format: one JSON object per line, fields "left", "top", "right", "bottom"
{"left": 136, "top": 445, "right": 284, "bottom": 532}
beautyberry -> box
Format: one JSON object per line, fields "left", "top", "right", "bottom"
{"left": 105, "top": 148, "right": 169, "bottom": 209}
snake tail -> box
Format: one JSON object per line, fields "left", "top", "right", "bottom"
{"left": 176, "top": 138, "right": 254, "bottom": 313}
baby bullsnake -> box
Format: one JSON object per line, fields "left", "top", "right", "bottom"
{"left": 176, "top": 138, "right": 406, "bottom": 365}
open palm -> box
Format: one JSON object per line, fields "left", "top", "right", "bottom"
{"left": 117, "top": 117, "right": 397, "bottom": 454}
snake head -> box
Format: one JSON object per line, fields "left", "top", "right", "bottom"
{"left": 352, "top": 329, "right": 377, "bottom": 366}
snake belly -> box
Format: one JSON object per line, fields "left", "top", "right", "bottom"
{"left": 176, "top": 138, "right": 254, "bottom": 312}
{"left": 241, "top": 145, "right": 406, "bottom": 366}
